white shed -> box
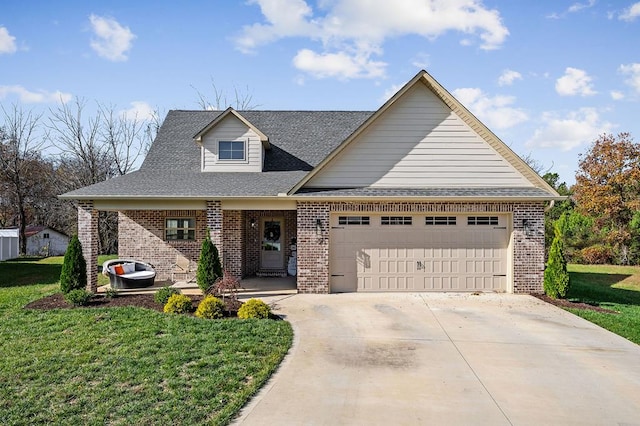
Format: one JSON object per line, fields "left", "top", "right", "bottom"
{"left": 25, "top": 226, "right": 70, "bottom": 257}
{"left": 0, "top": 229, "right": 19, "bottom": 261}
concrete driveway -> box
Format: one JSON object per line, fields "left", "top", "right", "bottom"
{"left": 234, "top": 293, "right": 640, "bottom": 425}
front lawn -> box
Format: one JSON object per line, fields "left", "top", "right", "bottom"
{"left": 566, "top": 264, "right": 640, "bottom": 345}
{"left": 0, "top": 257, "right": 293, "bottom": 425}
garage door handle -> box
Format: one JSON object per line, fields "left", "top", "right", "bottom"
{"left": 331, "top": 274, "right": 344, "bottom": 277}
{"left": 494, "top": 226, "right": 507, "bottom": 229}
{"left": 493, "top": 274, "right": 507, "bottom": 277}
{"left": 331, "top": 227, "right": 344, "bottom": 229}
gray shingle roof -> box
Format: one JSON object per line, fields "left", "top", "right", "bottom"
{"left": 295, "top": 187, "right": 560, "bottom": 199}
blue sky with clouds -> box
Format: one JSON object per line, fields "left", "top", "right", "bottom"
{"left": 1, "top": 0, "right": 639, "bottom": 185}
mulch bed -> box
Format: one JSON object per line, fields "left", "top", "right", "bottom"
{"left": 531, "top": 293, "right": 618, "bottom": 314}
{"left": 25, "top": 293, "right": 242, "bottom": 316}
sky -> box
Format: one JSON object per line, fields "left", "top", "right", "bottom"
{"left": 1, "top": 0, "right": 640, "bottom": 185}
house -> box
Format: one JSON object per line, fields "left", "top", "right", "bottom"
{"left": 0, "top": 228, "right": 19, "bottom": 261}
{"left": 61, "top": 70, "right": 562, "bottom": 293}
{"left": 25, "top": 226, "right": 70, "bottom": 257}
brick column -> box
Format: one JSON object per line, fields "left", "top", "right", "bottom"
{"left": 206, "top": 200, "right": 223, "bottom": 264}
{"left": 513, "top": 202, "right": 545, "bottom": 293}
{"left": 223, "top": 210, "right": 243, "bottom": 278}
{"left": 296, "top": 202, "right": 330, "bottom": 293}
{"left": 78, "top": 201, "right": 99, "bottom": 292}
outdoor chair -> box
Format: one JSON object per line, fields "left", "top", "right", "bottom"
{"left": 171, "top": 256, "right": 196, "bottom": 283}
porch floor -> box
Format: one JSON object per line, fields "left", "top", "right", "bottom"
{"left": 97, "top": 275, "right": 297, "bottom": 301}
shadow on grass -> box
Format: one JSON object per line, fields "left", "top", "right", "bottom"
{"left": 0, "top": 263, "right": 62, "bottom": 288}
{"left": 568, "top": 271, "right": 640, "bottom": 307}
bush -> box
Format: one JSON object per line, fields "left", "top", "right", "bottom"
{"left": 544, "top": 224, "right": 570, "bottom": 299}
{"left": 154, "top": 286, "right": 181, "bottom": 305}
{"left": 60, "top": 235, "right": 87, "bottom": 294}
{"left": 163, "top": 294, "right": 193, "bottom": 314}
{"left": 580, "top": 245, "right": 612, "bottom": 264}
{"left": 195, "top": 295, "right": 225, "bottom": 319}
{"left": 104, "top": 287, "right": 118, "bottom": 299}
{"left": 65, "top": 289, "right": 93, "bottom": 306}
{"left": 196, "top": 229, "right": 223, "bottom": 293}
{"left": 237, "top": 298, "right": 271, "bottom": 319}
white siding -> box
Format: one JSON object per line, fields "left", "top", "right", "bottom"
{"left": 306, "top": 83, "right": 532, "bottom": 188}
{"left": 201, "top": 115, "right": 263, "bottom": 172}
{"left": 27, "top": 229, "right": 69, "bottom": 256}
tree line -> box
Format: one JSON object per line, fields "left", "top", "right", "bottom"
{"left": 0, "top": 99, "right": 159, "bottom": 255}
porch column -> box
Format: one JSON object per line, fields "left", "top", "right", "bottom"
{"left": 296, "top": 202, "right": 330, "bottom": 293}
{"left": 513, "top": 202, "right": 545, "bottom": 293}
{"left": 223, "top": 210, "right": 243, "bottom": 278}
{"left": 77, "top": 201, "right": 99, "bottom": 292}
{"left": 206, "top": 199, "right": 223, "bottom": 253}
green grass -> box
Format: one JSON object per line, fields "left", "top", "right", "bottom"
{"left": 566, "top": 264, "right": 640, "bottom": 345}
{"left": 0, "top": 257, "right": 293, "bottom": 425}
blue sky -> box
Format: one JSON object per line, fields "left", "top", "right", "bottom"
{"left": 2, "top": 0, "right": 639, "bottom": 185}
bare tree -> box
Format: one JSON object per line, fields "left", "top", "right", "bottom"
{"left": 99, "top": 104, "right": 147, "bottom": 176}
{"left": 192, "top": 77, "right": 260, "bottom": 110}
{"left": 0, "top": 104, "right": 48, "bottom": 254}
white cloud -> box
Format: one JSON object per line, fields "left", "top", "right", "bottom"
{"left": 411, "top": 52, "right": 430, "bottom": 69}
{"left": 119, "top": 101, "right": 156, "bottom": 121}
{"left": 526, "top": 108, "right": 613, "bottom": 151}
{"left": 547, "top": 0, "right": 595, "bottom": 19}
{"left": 89, "top": 14, "right": 136, "bottom": 61}
{"left": 380, "top": 83, "right": 404, "bottom": 103}
{"left": 0, "top": 85, "right": 71, "bottom": 104}
{"left": 555, "top": 67, "right": 596, "bottom": 96}
{"left": 453, "top": 87, "right": 528, "bottom": 130}
{"left": 610, "top": 90, "right": 625, "bottom": 100}
{"left": 498, "top": 69, "right": 522, "bottom": 86}
{"left": 619, "top": 63, "right": 640, "bottom": 93}
{"left": 620, "top": 2, "right": 640, "bottom": 21}
{"left": 292, "top": 49, "right": 386, "bottom": 80}
{"left": 236, "top": 0, "right": 509, "bottom": 79}
{"left": 0, "top": 26, "right": 17, "bottom": 54}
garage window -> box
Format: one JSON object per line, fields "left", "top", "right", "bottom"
{"left": 338, "top": 216, "right": 370, "bottom": 225}
{"left": 381, "top": 216, "right": 412, "bottom": 225}
{"left": 425, "top": 216, "right": 456, "bottom": 226}
{"left": 468, "top": 216, "right": 498, "bottom": 225}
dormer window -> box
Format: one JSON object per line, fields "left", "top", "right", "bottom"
{"left": 219, "top": 140, "right": 246, "bottom": 161}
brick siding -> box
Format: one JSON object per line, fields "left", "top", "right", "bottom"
{"left": 78, "top": 201, "right": 99, "bottom": 292}
{"left": 296, "top": 203, "right": 330, "bottom": 293}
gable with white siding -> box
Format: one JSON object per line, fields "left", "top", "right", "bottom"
{"left": 304, "top": 81, "right": 533, "bottom": 189}
{"left": 200, "top": 114, "right": 263, "bottom": 172}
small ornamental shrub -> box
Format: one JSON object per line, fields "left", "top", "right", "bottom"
{"left": 104, "top": 287, "right": 118, "bottom": 299}
{"left": 237, "top": 298, "right": 271, "bottom": 319}
{"left": 195, "top": 295, "right": 225, "bottom": 319}
{"left": 580, "top": 245, "right": 613, "bottom": 265}
{"left": 65, "top": 289, "right": 93, "bottom": 306}
{"left": 154, "top": 286, "right": 181, "bottom": 305}
{"left": 544, "top": 223, "right": 570, "bottom": 299}
{"left": 208, "top": 270, "right": 240, "bottom": 303}
{"left": 163, "top": 294, "right": 193, "bottom": 314}
{"left": 60, "top": 235, "right": 87, "bottom": 294}
{"left": 196, "top": 229, "right": 223, "bottom": 293}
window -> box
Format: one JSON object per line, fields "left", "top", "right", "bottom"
{"left": 166, "top": 218, "right": 196, "bottom": 240}
{"left": 425, "top": 216, "right": 456, "bottom": 226}
{"left": 338, "top": 216, "right": 370, "bottom": 225}
{"left": 218, "top": 140, "right": 245, "bottom": 161}
{"left": 467, "top": 216, "right": 499, "bottom": 226}
{"left": 381, "top": 216, "right": 412, "bottom": 225}
{"left": 43, "top": 233, "right": 50, "bottom": 238}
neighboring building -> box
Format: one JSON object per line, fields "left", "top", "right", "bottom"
{"left": 25, "top": 226, "right": 69, "bottom": 256}
{"left": 0, "top": 228, "right": 19, "bottom": 261}
{"left": 61, "top": 70, "right": 562, "bottom": 293}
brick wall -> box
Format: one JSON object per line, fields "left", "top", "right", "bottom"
{"left": 223, "top": 210, "right": 244, "bottom": 278}
{"left": 296, "top": 202, "right": 330, "bottom": 293}
{"left": 118, "top": 210, "right": 206, "bottom": 280}
{"left": 78, "top": 201, "right": 98, "bottom": 292}
{"left": 296, "top": 201, "right": 545, "bottom": 294}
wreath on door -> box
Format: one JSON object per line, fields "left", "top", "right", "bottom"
{"left": 264, "top": 222, "right": 281, "bottom": 242}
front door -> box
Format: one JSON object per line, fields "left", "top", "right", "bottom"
{"left": 260, "top": 217, "right": 284, "bottom": 269}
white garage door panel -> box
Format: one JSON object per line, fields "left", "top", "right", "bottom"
{"left": 330, "top": 214, "right": 509, "bottom": 293}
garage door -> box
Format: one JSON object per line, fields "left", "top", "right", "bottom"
{"left": 330, "top": 214, "right": 509, "bottom": 292}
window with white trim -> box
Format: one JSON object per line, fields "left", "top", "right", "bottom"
{"left": 425, "top": 216, "right": 456, "bottom": 226}
{"left": 218, "top": 140, "right": 245, "bottom": 161}
{"left": 338, "top": 216, "right": 370, "bottom": 225}
{"left": 381, "top": 216, "right": 412, "bottom": 225}
{"left": 166, "top": 218, "right": 196, "bottom": 240}
{"left": 467, "top": 216, "right": 499, "bottom": 226}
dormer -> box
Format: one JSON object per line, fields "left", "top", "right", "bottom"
{"left": 194, "top": 108, "right": 270, "bottom": 172}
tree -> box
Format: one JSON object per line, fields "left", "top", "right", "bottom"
{"left": 574, "top": 133, "right": 640, "bottom": 264}
{"left": 0, "top": 104, "right": 50, "bottom": 254}
{"left": 192, "top": 77, "right": 259, "bottom": 110}
{"left": 60, "top": 235, "right": 87, "bottom": 293}
{"left": 544, "top": 222, "right": 570, "bottom": 299}
{"left": 542, "top": 172, "right": 575, "bottom": 259}
{"left": 196, "top": 229, "right": 222, "bottom": 292}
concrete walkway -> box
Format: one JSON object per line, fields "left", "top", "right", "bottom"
{"left": 234, "top": 292, "right": 640, "bottom": 425}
